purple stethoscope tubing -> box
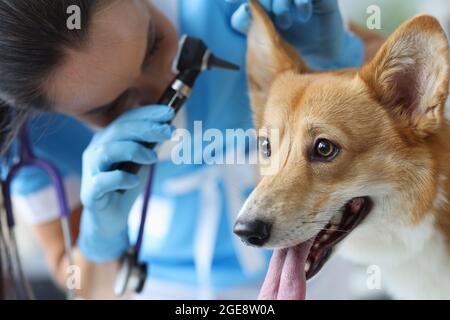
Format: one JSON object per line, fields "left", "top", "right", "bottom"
{"left": 134, "top": 165, "right": 155, "bottom": 254}
{"left": 2, "top": 125, "right": 74, "bottom": 299}
{"left": 3, "top": 127, "right": 71, "bottom": 227}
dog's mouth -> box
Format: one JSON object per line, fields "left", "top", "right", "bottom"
{"left": 258, "top": 196, "right": 373, "bottom": 300}
{"left": 306, "top": 196, "right": 373, "bottom": 280}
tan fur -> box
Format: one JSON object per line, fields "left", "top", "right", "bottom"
{"left": 240, "top": 0, "right": 450, "bottom": 298}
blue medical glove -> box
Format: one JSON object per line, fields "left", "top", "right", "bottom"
{"left": 227, "top": 0, "right": 364, "bottom": 70}
{"left": 78, "top": 106, "right": 175, "bottom": 262}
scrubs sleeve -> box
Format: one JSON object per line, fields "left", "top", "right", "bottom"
{"left": 9, "top": 113, "right": 93, "bottom": 224}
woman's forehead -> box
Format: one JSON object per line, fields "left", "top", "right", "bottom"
{"left": 46, "top": 0, "right": 150, "bottom": 115}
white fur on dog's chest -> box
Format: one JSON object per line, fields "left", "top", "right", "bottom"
{"left": 339, "top": 208, "right": 450, "bottom": 299}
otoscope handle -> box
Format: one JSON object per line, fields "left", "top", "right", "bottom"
{"left": 111, "top": 78, "right": 193, "bottom": 194}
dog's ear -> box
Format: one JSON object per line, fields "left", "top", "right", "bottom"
{"left": 359, "top": 15, "right": 450, "bottom": 138}
{"left": 247, "top": 0, "right": 309, "bottom": 120}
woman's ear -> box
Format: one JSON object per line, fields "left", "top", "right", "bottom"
{"left": 359, "top": 15, "right": 450, "bottom": 138}
{"left": 246, "top": 0, "right": 309, "bottom": 121}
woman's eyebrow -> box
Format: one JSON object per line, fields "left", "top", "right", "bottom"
{"left": 84, "top": 89, "right": 128, "bottom": 116}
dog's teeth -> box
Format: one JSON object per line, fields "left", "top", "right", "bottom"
{"left": 330, "top": 212, "right": 343, "bottom": 225}
{"left": 305, "top": 261, "right": 310, "bottom": 273}
{"left": 321, "top": 234, "right": 330, "bottom": 242}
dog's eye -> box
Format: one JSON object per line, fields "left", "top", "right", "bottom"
{"left": 312, "top": 139, "right": 339, "bottom": 161}
{"left": 258, "top": 137, "right": 271, "bottom": 158}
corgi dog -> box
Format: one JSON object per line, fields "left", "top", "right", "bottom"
{"left": 234, "top": 0, "right": 450, "bottom": 299}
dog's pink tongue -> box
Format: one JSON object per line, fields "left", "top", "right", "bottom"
{"left": 258, "top": 241, "right": 313, "bottom": 300}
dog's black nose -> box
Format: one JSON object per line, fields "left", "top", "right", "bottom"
{"left": 233, "top": 219, "right": 272, "bottom": 246}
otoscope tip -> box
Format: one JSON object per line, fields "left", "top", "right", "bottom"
{"left": 209, "top": 55, "right": 240, "bottom": 71}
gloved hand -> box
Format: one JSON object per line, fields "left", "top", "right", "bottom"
{"left": 78, "top": 106, "right": 175, "bottom": 262}
{"left": 226, "top": 0, "right": 364, "bottom": 70}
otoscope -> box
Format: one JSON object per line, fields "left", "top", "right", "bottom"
{"left": 113, "top": 35, "right": 240, "bottom": 297}
{"left": 113, "top": 35, "right": 239, "bottom": 176}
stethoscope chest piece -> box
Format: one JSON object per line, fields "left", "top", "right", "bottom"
{"left": 114, "top": 248, "right": 147, "bottom": 297}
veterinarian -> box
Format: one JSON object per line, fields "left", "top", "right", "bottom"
{"left": 0, "top": 0, "right": 363, "bottom": 299}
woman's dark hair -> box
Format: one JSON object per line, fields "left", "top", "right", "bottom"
{"left": 0, "top": 0, "right": 108, "bottom": 152}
